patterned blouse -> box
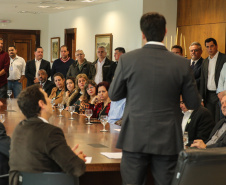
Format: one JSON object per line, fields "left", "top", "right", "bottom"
{"left": 74, "top": 99, "right": 90, "bottom": 114}
{"left": 91, "top": 102, "right": 111, "bottom": 119}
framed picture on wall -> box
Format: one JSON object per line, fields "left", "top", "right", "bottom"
{"left": 51, "top": 37, "right": 60, "bottom": 62}
{"left": 95, "top": 33, "right": 113, "bottom": 60}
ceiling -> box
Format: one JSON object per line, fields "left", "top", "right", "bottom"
{"left": 0, "top": 0, "right": 117, "bottom": 14}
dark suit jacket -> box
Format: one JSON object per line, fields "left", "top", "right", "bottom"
{"left": 191, "top": 57, "right": 203, "bottom": 91}
{"left": 106, "top": 62, "right": 117, "bottom": 83}
{"left": 9, "top": 117, "right": 86, "bottom": 185}
{"left": 25, "top": 59, "right": 51, "bottom": 87}
{"left": 109, "top": 44, "right": 200, "bottom": 155}
{"left": 206, "top": 118, "right": 226, "bottom": 148}
{"left": 200, "top": 52, "right": 226, "bottom": 100}
{"left": 93, "top": 58, "right": 113, "bottom": 82}
{"left": 43, "top": 80, "right": 55, "bottom": 96}
{"left": 185, "top": 106, "right": 214, "bottom": 146}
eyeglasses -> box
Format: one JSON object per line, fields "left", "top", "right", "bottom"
{"left": 86, "top": 86, "right": 94, "bottom": 90}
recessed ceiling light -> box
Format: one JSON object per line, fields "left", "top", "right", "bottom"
{"left": 38, "top": 5, "right": 50, "bottom": 8}
{"left": 18, "top": 11, "right": 40, "bottom": 14}
{"left": 54, "top": 7, "right": 65, "bottom": 9}
{"left": 81, "top": 0, "right": 95, "bottom": 2}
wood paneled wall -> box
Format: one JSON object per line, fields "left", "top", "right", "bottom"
{"left": 177, "top": 0, "right": 226, "bottom": 59}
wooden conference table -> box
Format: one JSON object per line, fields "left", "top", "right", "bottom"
{"left": 1, "top": 98, "right": 154, "bottom": 185}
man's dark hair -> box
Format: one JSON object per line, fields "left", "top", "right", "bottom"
{"left": 115, "top": 47, "right": 126, "bottom": 53}
{"left": 171, "top": 45, "right": 183, "bottom": 54}
{"left": 96, "top": 81, "right": 110, "bottom": 95}
{"left": 35, "top": 46, "right": 43, "bottom": 52}
{"left": 60, "top": 45, "right": 68, "bottom": 51}
{"left": 140, "top": 12, "right": 166, "bottom": 42}
{"left": 17, "top": 84, "right": 46, "bottom": 118}
{"left": 8, "top": 45, "right": 16, "bottom": 49}
{"left": 205, "top": 38, "right": 217, "bottom": 46}
{"left": 0, "top": 38, "right": 3, "bottom": 41}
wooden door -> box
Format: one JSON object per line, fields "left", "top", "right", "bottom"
{"left": 64, "top": 28, "right": 77, "bottom": 60}
{"left": 0, "top": 29, "right": 40, "bottom": 89}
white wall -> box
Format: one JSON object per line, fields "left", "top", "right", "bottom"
{"left": 48, "top": 0, "right": 143, "bottom": 62}
{"left": 143, "top": 0, "right": 177, "bottom": 50}
{"left": 0, "top": 13, "right": 49, "bottom": 59}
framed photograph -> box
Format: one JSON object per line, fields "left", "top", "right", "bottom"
{"left": 95, "top": 33, "right": 113, "bottom": 60}
{"left": 51, "top": 37, "right": 60, "bottom": 62}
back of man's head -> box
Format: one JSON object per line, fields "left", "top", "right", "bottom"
{"left": 140, "top": 12, "right": 166, "bottom": 42}
{"left": 17, "top": 84, "right": 46, "bottom": 119}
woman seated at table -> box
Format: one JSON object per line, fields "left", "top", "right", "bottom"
{"left": 49, "top": 72, "right": 65, "bottom": 105}
{"left": 91, "top": 81, "right": 111, "bottom": 119}
{"left": 61, "top": 76, "right": 78, "bottom": 107}
{"left": 74, "top": 80, "right": 98, "bottom": 114}
{"left": 72, "top": 74, "right": 89, "bottom": 111}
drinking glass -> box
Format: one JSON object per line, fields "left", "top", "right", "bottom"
{"left": 7, "top": 90, "right": 12, "bottom": 99}
{"left": 183, "top": 131, "right": 188, "bottom": 149}
{"left": 100, "top": 115, "right": 108, "bottom": 132}
{"left": 51, "top": 98, "right": 55, "bottom": 111}
{"left": 85, "top": 109, "right": 93, "bottom": 125}
{"left": 0, "top": 114, "right": 5, "bottom": 123}
{"left": 68, "top": 106, "right": 75, "bottom": 120}
{"left": 58, "top": 103, "right": 64, "bottom": 117}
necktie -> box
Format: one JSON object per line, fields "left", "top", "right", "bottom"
{"left": 191, "top": 61, "right": 195, "bottom": 69}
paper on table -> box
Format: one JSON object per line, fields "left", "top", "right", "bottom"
{"left": 114, "top": 129, "right": 121, "bottom": 132}
{"left": 101, "top": 152, "right": 122, "bottom": 159}
{"left": 85, "top": 157, "right": 92, "bottom": 164}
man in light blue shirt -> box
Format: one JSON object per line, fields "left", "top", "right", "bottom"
{"left": 108, "top": 98, "right": 126, "bottom": 124}
{"left": 217, "top": 62, "right": 226, "bottom": 119}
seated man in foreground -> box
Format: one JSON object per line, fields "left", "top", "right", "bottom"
{"left": 180, "top": 96, "right": 214, "bottom": 146}
{"left": 191, "top": 94, "right": 226, "bottom": 148}
{"left": 9, "top": 84, "right": 86, "bottom": 185}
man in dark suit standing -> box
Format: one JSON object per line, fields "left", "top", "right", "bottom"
{"left": 200, "top": 38, "right": 226, "bottom": 123}
{"left": 109, "top": 12, "right": 200, "bottom": 185}
{"left": 38, "top": 69, "right": 55, "bottom": 96}
{"left": 93, "top": 46, "right": 113, "bottom": 84}
{"left": 189, "top": 42, "right": 203, "bottom": 91}
{"left": 106, "top": 47, "right": 125, "bottom": 83}
{"left": 25, "top": 47, "right": 51, "bottom": 87}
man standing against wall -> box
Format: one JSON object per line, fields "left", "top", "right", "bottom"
{"left": 109, "top": 12, "right": 200, "bottom": 185}
{"left": 189, "top": 42, "right": 203, "bottom": 91}
{"left": 200, "top": 38, "right": 226, "bottom": 123}
{"left": 67, "top": 49, "right": 95, "bottom": 79}
{"left": 7, "top": 46, "right": 26, "bottom": 98}
{"left": 107, "top": 47, "right": 125, "bottom": 83}
{"left": 0, "top": 38, "right": 10, "bottom": 98}
{"left": 93, "top": 46, "right": 113, "bottom": 84}
{"left": 25, "top": 47, "right": 51, "bottom": 87}
{"left": 51, "top": 45, "right": 75, "bottom": 79}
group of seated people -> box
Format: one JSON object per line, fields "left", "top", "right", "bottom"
{"left": 48, "top": 72, "right": 111, "bottom": 119}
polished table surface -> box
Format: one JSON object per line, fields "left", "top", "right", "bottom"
{"left": 2, "top": 98, "right": 154, "bottom": 185}
{"left": 1, "top": 98, "right": 121, "bottom": 172}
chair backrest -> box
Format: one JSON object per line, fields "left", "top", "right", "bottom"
{"left": 18, "top": 172, "right": 79, "bottom": 185}
{"left": 171, "top": 148, "right": 226, "bottom": 185}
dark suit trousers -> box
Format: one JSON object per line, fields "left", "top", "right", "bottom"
{"left": 205, "top": 90, "right": 220, "bottom": 123}
{"left": 121, "top": 150, "right": 178, "bottom": 185}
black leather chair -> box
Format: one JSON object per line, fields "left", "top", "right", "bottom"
{"left": 171, "top": 148, "right": 226, "bottom": 185}
{"left": 0, "top": 152, "right": 9, "bottom": 185}
{"left": 18, "top": 172, "right": 79, "bottom": 185}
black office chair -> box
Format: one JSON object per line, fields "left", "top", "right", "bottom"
{"left": 0, "top": 152, "right": 9, "bottom": 185}
{"left": 171, "top": 148, "right": 226, "bottom": 185}
{"left": 18, "top": 172, "right": 79, "bottom": 185}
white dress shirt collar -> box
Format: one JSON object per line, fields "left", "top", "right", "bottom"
{"left": 208, "top": 51, "right": 219, "bottom": 60}
{"left": 145, "top": 41, "right": 164, "bottom": 46}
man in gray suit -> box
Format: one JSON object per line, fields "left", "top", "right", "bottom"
{"left": 109, "top": 12, "right": 200, "bottom": 185}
